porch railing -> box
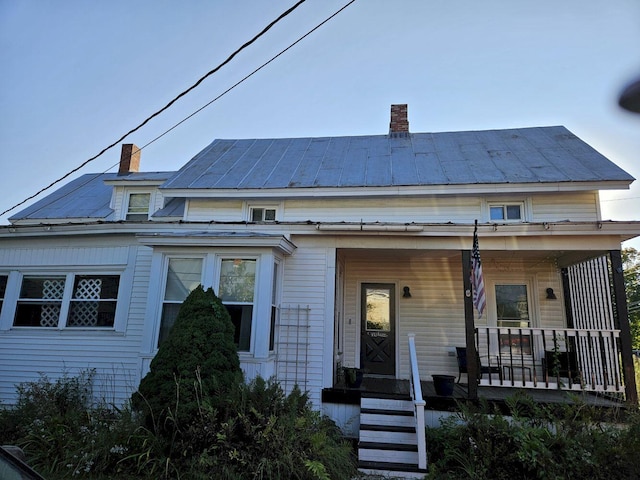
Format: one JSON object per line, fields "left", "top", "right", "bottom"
{"left": 475, "top": 327, "right": 624, "bottom": 393}
{"left": 408, "top": 333, "right": 427, "bottom": 470}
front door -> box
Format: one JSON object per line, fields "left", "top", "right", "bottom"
{"left": 361, "top": 283, "right": 396, "bottom": 376}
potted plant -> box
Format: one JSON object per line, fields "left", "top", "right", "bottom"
{"left": 343, "top": 366, "right": 363, "bottom": 388}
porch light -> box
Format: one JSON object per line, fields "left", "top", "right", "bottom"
{"left": 546, "top": 288, "right": 557, "bottom": 300}
{"left": 403, "top": 286, "right": 412, "bottom": 298}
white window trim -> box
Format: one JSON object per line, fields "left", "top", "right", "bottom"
{"left": 215, "top": 255, "right": 260, "bottom": 354}
{"left": 122, "top": 189, "right": 156, "bottom": 221}
{"left": 4, "top": 269, "right": 127, "bottom": 332}
{"left": 244, "top": 202, "right": 282, "bottom": 222}
{"left": 483, "top": 199, "right": 530, "bottom": 223}
{"left": 153, "top": 254, "right": 206, "bottom": 349}
{"left": 143, "top": 249, "right": 280, "bottom": 359}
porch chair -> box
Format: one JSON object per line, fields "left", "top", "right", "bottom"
{"left": 455, "top": 347, "right": 503, "bottom": 384}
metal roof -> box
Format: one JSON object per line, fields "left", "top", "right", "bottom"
{"left": 8, "top": 126, "right": 634, "bottom": 222}
{"left": 10, "top": 172, "right": 173, "bottom": 222}
{"left": 161, "top": 126, "right": 634, "bottom": 190}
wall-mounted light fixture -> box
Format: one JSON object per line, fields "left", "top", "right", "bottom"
{"left": 403, "top": 286, "right": 412, "bottom": 298}
{"left": 546, "top": 288, "right": 557, "bottom": 300}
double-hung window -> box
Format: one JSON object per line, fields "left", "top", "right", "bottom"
{"left": 126, "top": 193, "right": 151, "bottom": 221}
{"left": 157, "top": 258, "right": 203, "bottom": 346}
{"left": 14, "top": 274, "right": 120, "bottom": 328}
{"left": 496, "top": 284, "right": 532, "bottom": 355}
{"left": 219, "top": 259, "right": 256, "bottom": 352}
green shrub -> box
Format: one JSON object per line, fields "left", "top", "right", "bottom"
{"left": 426, "top": 392, "right": 640, "bottom": 480}
{"left": 176, "top": 377, "right": 358, "bottom": 479}
{"left": 133, "top": 285, "right": 243, "bottom": 435}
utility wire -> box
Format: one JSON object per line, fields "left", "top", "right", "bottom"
{"left": 1, "top": 0, "right": 309, "bottom": 218}
{"left": 5, "top": 0, "right": 357, "bottom": 221}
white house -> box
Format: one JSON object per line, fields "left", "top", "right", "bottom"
{"left": 1, "top": 105, "right": 638, "bottom": 475}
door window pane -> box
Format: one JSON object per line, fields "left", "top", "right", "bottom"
{"left": 365, "top": 287, "right": 391, "bottom": 331}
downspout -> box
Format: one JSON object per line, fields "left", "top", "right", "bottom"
{"left": 609, "top": 250, "right": 638, "bottom": 405}
{"left": 462, "top": 250, "right": 479, "bottom": 399}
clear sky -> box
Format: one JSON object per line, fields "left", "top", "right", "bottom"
{"left": 1, "top": 0, "right": 639, "bottom": 247}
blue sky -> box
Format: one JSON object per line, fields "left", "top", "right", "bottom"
{"left": 1, "top": 0, "right": 639, "bottom": 246}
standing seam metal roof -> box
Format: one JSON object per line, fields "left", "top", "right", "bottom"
{"left": 160, "top": 126, "right": 634, "bottom": 190}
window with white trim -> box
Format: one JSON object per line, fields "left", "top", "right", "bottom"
{"left": 157, "top": 258, "right": 203, "bottom": 347}
{"left": 249, "top": 207, "right": 277, "bottom": 222}
{"left": 496, "top": 284, "right": 532, "bottom": 355}
{"left": 13, "top": 274, "right": 120, "bottom": 328}
{"left": 0, "top": 275, "right": 7, "bottom": 314}
{"left": 489, "top": 203, "right": 523, "bottom": 222}
{"left": 219, "top": 258, "right": 256, "bottom": 351}
{"left": 126, "top": 193, "right": 151, "bottom": 221}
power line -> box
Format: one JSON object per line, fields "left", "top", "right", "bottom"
{"left": 1, "top": 0, "right": 309, "bottom": 218}
{"left": 4, "top": 0, "right": 358, "bottom": 221}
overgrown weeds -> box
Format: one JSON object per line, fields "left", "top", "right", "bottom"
{"left": 426, "top": 391, "right": 640, "bottom": 480}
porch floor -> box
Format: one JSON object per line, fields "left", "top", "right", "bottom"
{"left": 323, "top": 376, "right": 625, "bottom": 411}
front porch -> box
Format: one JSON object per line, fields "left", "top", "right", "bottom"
{"left": 323, "top": 376, "right": 625, "bottom": 413}
{"left": 333, "top": 245, "right": 637, "bottom": 404}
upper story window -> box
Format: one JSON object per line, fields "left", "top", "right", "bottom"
{"left": 219, "top": 258, "right": 256, "bottom": 351}
{"left": 157, "top": 257, "right": 203, "bottom": 347}
{"left": 489, "top": 203, "right": 523, "bottom": 222}
{"left": 249, "top": 207, "right": 277, "bottom": 222}
{"left": 126, "top": 193, "right": 151, "bottom": 221}
{"left": 13, "top": 274, "right": 120, "bottom": 328}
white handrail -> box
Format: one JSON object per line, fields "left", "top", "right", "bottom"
{"left": 408, "top": 333, "right": 427, "bottom": 470}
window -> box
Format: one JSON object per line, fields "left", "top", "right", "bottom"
{"left": 0, "top": 275, "right": 8, "bottom": 314}
{"left": 219, "top": 259, "right": 256, "bottom": 351}
{"left": 269, "top": 263, "right": 279, "bottom": 351}
{"left": 489, "top": 203, "right": 522, "bottom": 221}
{"left": 496, "top": 284, "right": 531, "bottom": 354}
{"left": 14, "top": 274, "right": 120, "bottom": 328}
{"left": 250, "top": 207, "right": 276, "bottom": 222}
{"left": 126, "top": 193, "right": 150, "bottom": 221}
{"left": 158, "top": 258, "right": 203, "bottom": 346}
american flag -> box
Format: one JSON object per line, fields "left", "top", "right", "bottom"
{"left": 471, "top": 221, "right": 486, "bottom": 317}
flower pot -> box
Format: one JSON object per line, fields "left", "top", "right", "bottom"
{"left": 432, "top": 374, "right": 455, "bottom": 396}
{"left": 344, "top": 368, "right": 363, "bottom": 388}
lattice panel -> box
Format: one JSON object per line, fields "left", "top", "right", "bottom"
{"left": 69, "top": 278, "right": 102, "bottom": 327}
{"left": 40, "top": 279, "right": 64, "bottom": 327}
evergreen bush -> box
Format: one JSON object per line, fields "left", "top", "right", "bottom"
{"left": 133, "top": 285, "right": 243, "bottom": 433}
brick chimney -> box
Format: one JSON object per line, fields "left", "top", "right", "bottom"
{"left": 118, "top": 144, "right": 140, "bottom": 175}
{"left": 389, "top": 104, "right": 409, "bottom": 137}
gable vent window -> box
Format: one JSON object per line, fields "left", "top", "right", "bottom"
{"left": 126, "top": 193, "right": 151, "bottom": 221}
{"left": 490, "top": 203, "right": 523, "bottom": 222}
{"left": 250, "top": 207, "right": 276, "bottom": 222}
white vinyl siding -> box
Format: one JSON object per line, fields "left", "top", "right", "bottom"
{"left": 185, "top": 199, "right": 244, "bottom": 222}
{"left": 182, "top": 193, "right": 600, "bottom": 225}
{"left": 0, "top": 241, "right": 145, "bottom": 406}
{"left": 341, "top": 252, "right": 565, "bottom": 381}
{"left": 531, "top": 192, "right": 600, "bottom": 222}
